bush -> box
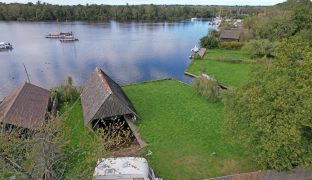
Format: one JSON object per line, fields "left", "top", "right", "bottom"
{"left": 52, "top": 76, "right": 80, "bottom": 104}
{"left": 193, "top": 75, "right": 219, "bottom": 102}
{"left": 200, "top": 30, "right": 219, "bottom": 49}
{"left": 243, "top": 39, "right": 278, "bottom": 58}
{"left": 219, "top": 42, "right": 245, "bottom": 50}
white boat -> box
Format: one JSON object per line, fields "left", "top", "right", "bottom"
{"left": 59, "top": 35, "right": 79, "bottom": 42}
{"left": 191, "top": 17, "right": 198, "bottom": 21}
{"left": 191, "top": 45, "right": 199, "bottom": 53}
{"left": 46, "top": 32, "right": 73, "bottom": 38}
{"left": 0, "top": 42, "right": 13, "bottom": 50}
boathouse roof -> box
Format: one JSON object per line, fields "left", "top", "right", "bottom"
{"left": 197, "top": 48, "right": 207, "bottom": 58}
{"left": 219, "top": 29, "right": 243, "bottom": 41}
{"left": 80, "top": 67, "right": 137, "bottom": 126}
{"left": 0, "top": 83, "right": 50, "bottom": 130}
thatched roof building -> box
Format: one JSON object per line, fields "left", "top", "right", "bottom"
{"left": 0, "top": 83, "right": 51, "bottom": 130}
{"left": 81, "top": 67, "right": 137, "bottom": 127}
{"left": 219, "top": 29, "right": 245, "bottom": 42}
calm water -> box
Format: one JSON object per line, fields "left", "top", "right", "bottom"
{"left": 0, "top": 21, "right": 213, "bottom": 98}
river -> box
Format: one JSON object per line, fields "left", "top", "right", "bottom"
{"left": 0, "top": 20, "right": 214, "bottom": 98}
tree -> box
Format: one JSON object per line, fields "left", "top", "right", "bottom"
{"left": 0, "top": 116, "right": 68, "bottom": 179}
{"left": 224, "top": 37, "right": 312, "bottom": 170}
{"left": 243, "top": 39, "right": 278, "bottom": 58}
{"left": 200, "top": 30, "right": 219, "bottom": 49}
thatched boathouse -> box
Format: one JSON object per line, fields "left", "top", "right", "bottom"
{"left": 0, "top": 83, "right": 51, "bottom": 130}
{"left": 81, "top": 67, "right": 137, "bottom": 129}
{"left": 219, "top": 29, "right": 245, "bottom": 42}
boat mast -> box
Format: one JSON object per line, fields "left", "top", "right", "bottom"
{"left": 23, "top": 63, "right": 31, "bottom": 83}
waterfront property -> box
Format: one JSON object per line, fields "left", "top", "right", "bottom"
{"left": 185, "top": 49, "right": 253, "bottom": 86}
{"left": 61, "top": 79, "right": 256, "bottom": 179}
{"left": 0, "top": 82, "right": 51, "bottom": 130}
{"left": 123, "top": 79, "right": 256, "bottom": 179}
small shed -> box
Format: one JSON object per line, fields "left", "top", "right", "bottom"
{"left": 219, "top": 29, "right": 245, "bottom": 42}
{"left": 0, "top": 83, "right": 51, "bottom": 130}
{"left": 81, "top": 67, "right": 137, "bottom": 128}
{"left": 194, "top": 48, "right": 207, "bottom": 59}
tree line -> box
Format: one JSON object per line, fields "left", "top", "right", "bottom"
{"left": 0, "top": 2, "right": 265, "bottom": 21}
{"left": 223, "top": 0, "right": 312, "bottom": 171}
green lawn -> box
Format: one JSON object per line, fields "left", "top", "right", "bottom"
{"left": 61, "top": 101, "right": 105, "bottom": 179}
{"left": 202, "top": 49, "right": 250, "bottom": 62}
{"left": 123, "top": 80, "right": 256, "bottom": 180}
{"left": 186, "top": 49, "right": 254, "bottom": 86}
{"left": 60, "top": 79, "right": 256, "bottom": 179}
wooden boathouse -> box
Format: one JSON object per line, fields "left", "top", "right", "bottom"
{"left": 0, "top": 83, "right": 51, "bottom": 130}
{"left": 81, "top": 67, "right": 146, "bottom": 148}
{"left": 81, "top": 67, "right": 137, "bottom": 127}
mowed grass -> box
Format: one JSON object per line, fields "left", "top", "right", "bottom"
{"left": 61, "top": 101, "right": 104, "bottom": 179}
{"left": 186, "top": 49, "right": 253, "bottom": 86}
{"left": 123, "top": 80, "right": 256, "bottom": 180}
{"left": 202, "top": 49, "right": 250, "bottom": 62}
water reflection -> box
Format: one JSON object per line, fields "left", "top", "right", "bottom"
{"left": 0, "top": 21, "right": 212, "bottom": 98}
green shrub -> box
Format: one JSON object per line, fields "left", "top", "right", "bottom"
{"left": 200, "top": 30, "right": 219, "bottom": 49}
{"left": 243, "top": 39, "right": 278, "bottom": 58}
{"left": 219, "top": 42, "right": 244, "bottom": 50}
{"left": 193, "top": 75, "right": 219, "bottom": 102}
{"left": 52, "top": 76, "right": 80, "bottom": 104}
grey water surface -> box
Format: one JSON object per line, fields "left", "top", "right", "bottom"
{"left": 0, "top": 20, "right": 214, "bottom": 98}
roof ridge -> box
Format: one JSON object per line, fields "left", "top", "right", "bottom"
{"left": 95, "top": 67, "right": 112, "bottom": 94}
{"left": 2, "top": 82, "right": 26, "bottom": 120}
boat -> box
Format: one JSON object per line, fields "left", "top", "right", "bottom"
{"left": 0, "top": 42, "right": 13, "bottom": 50}
{"left": 191, "top": 45, "right": 199, "bottom": 53}
{"left": 46, "top": 32, "right": 73, "bottom": 38}
{"left": 59, "top": 35, "right": 79, "bottom": 42}
{"left": 191, "top": 17, "right": 198, "bottom": 22}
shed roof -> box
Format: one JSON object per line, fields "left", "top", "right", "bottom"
{"left": 81, "top": 67, "right": 137, "bottom": 126}
{"left": 219, "top": 30, "right": 243, "bottom": 40}
{"left": 197, "top": 48, "right": 207, "bottom": 58}
{"left": 0, "top": 83, "right": 50, "bottom": 130}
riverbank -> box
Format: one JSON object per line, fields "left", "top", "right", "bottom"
{"left": 59, "top": 79, "right": 256, "bottom": 179}
{"left": 185, "top": 49, "right": 254, "bottom": 86}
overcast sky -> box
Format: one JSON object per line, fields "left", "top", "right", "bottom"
{"left": 2, "top": 0, "right": 286, "bottom": 6}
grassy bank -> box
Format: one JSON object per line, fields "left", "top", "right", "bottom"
{"left": 186, "top": 49, "right": 253, "bottom": 86}
{"left": 123, "top": 80, "right": 256, "bottom": 179}
{"left": 201, "top": 49, "right": 250, "bottom": 62}
{"left": 61, "top": 101, "right": 105, "bottom": 179}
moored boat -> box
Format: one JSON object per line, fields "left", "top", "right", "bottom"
{"left": 59, "top": 35, "right": 79, "bottom": 42}
{"left": 0, "top": 42, "right": 13, "bottom": 50}
{"left": 46, "top": 32, "right": 73, "bottom": 38}
{"left": 191, "top": 17, "right": 198, "bottom": 21}
{"left": 191, "top": 45, "right": 199, "bottom": 52}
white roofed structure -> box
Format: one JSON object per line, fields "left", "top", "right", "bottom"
{"left": 93, "top": 157, "right": 160, "bottom": 180}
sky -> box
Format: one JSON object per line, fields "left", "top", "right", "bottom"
{"left": 2, "top": 0, "right": 286, "bottom": 6}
